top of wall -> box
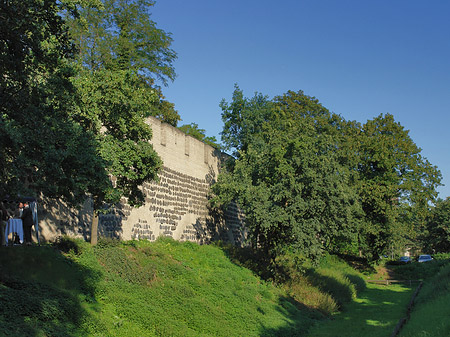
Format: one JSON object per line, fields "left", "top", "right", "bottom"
{"left": 145, "top": 116, "right": 224, "bottom": 181}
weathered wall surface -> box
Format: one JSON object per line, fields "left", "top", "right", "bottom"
{"left": 36, "top": 116, "right": 246, "bottom": 245}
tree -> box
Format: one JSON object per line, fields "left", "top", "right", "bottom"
{"left": 213, "top": 88, "right": 360, "bottom": 263}
{"left": 64, "top": 0, "right": 180, "bottom": 209}
{"left": 66, "top": 0, "right": 176, "bottom": 84}
{"left": 65, "top": 0, "right": 180, "bottom": 126}
{"left": 0, "top": 0, "right": 112, "bottom": 204}
{"left": 214, "top": 86, "right": 442, "bottom": 263}
{"left": 424, "top": 198, "right": 450, "bottom": 253}
{"left": 354, "top": 114, "right": 442, "bottom": 258}
{"left": 72, "top": 68, "right": 162, "bottom": 206}
{"left": 62, "top": 0, "right": 181, "bottom": 242}
{"left": 178, "top": 123, "right": 222, "bottom": 149}
{"left": 220, "top": 84, "right": 273, "bottom": 157}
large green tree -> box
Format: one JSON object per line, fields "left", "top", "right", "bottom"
{"left": 65, "top": 0, "right": 180, "bottom": 209}
{"left": 0, "top": 0, "right": 112, "bottom": 204}
{"left": 424, "top": 197, "right": 450, "bottom": 253}
{"left": 66, "top": 0, "right": 180, "bottom": 125}
{"left": 213, "top": 87, "right": 360, "bottom": 262}
{"left": 214, "top": 86, "right": 442, "bottom": 263}
{"left": 354, "top": 114, "right": 442, "bottom": 258}
{"left": 62, "top": 0, "right": 180, "bottom": 242}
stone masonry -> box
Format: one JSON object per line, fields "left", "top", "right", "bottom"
{"left": 36, "top": 116, "right": 246, "bottom": 245}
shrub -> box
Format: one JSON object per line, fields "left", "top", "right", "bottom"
{"left": 53, "top": 236, "right": 84, "bottom": 255}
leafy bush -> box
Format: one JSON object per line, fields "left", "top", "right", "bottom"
{"left": 270, "top": 252, "right": 367, "bottom": 315}
{"left": 390, "top": 258, "right": 449, "bottom": 280}
{"left": 432, "top": 252, "right": 450, "bottom": 260}
{"left": 52, "top": 235, "right": 84, "bottom": 255}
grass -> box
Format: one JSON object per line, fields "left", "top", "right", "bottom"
{"left": 280, "top": 253, "right": 368, "bottom": 315}
{"left": 398, "top": 261, "right": 450, "bottom": 337}
{"left": 306, "top": 282, "right": 415, "bottom": 337}
{"left": 305, "top": 256, "right": 450, "bottom": 337}
{"left": 1, "top": 237, "right": 446, "bottom": 337}
{"left": 0, "top": 237, "right": 325, "bottom": 336}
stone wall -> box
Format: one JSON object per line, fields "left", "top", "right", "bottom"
{"left": 36, "top": 116, "right": 246, "bottom": 245}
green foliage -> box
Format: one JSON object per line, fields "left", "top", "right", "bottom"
{"left": 179, "top": 122, "right": 222, "bottom": 149}
{"left": 355, "top": 113, "right": 442, "bottom": 259}
{"left": 0, "top": 0, "right": 112, "bottom": 204}
{"left": 220, "top": 84, "right": 273, "bottom": 157}
{"left": 423, "top": 197, "right": 450, "bottom": 253}
{"left": 214, "top": 87, "right": 361, "bottom": 263}
{"left": 73, "top": 68, "right": 163, "bottom": 206}
{"left": 53, "top": 235, "right": 85, "bottom": 255}
{"left": 63, "top": 0, "right": 182, "bottom": 207}
{"left": 214, "top": 85, "right": 442, "bottom": 264}
{"left": 65, "top": 0, "right": 176, "bottom": 85}
{"left": 389, "top": 257, "right": 449, "bottom": 281}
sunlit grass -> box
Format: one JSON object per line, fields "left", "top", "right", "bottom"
{"left": 398, "top": 262, "right": 450, "bottom": 337}
{"left": 0, "top": 237, "right": 324, "bottom": 336}
{"left": 307, "top": 283, "right": 414, "bottom": 337}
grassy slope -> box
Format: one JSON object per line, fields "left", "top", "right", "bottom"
{"left": 5, "top": 237, "right": 445, "bottom": 337}
{"left": 398, "top": 261, "right": 450, "bottom": 337}
{"left": 306, "top": 257, "right": 450, "bottom": 337}
{"left": 0, "top": 238, "right": 326, "bottom": 337}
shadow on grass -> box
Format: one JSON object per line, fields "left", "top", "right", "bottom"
{"left": 217, "top": 244, "right": 328, "bottom": 336}
{"left": 306, "top": 283, "right": 414, "bottom": 337}
{"left": 305, "top": 270, "right": 363, "bottom": 309}
{"left": 259, "top": 295, "right": 325, "bottom": 337}
{"left": 0, "top": 245, "right": 101, "bottom": 336}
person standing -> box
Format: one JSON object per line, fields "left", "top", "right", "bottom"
{"left": 15, "top": 202, "right": 23, "bottom": 218}
{"left": 21, "top": 202, "right": 33, "bottom": 245}
{"left": 0, "top": 201, "right": 9, "bottom": 246}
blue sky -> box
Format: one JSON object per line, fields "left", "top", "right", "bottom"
{"left": 151, "top": 0, "right": 450, "bottom": 199}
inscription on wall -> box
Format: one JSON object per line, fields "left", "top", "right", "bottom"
{"left": 126, "top": 166, "right": 212, "bottom": 241}
{"left": 37, "top": 116, "right": 247, "bottom": 246}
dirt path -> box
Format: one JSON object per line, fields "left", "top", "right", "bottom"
{"left": 373, "top": 265, "right": 396, "bottom": 280}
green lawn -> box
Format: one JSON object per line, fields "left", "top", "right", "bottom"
{"left": 398, "top": 261, "right": 450, "bottom": 337}
{"left": 0, "top": 238, "right": 324, "bottom": 336}
{"left": 307, "top": 282, "right": 414, "bottom": 337}
{"left": 2, "top": 237, "right": 446, "bottom": 337}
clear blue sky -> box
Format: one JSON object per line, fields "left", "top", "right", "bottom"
{"left": 151, "top": 0, "right": 450, "bottom": 199}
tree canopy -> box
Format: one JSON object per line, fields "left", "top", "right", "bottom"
{"left": 64, "top": 0, "right": 180, "bottom": 206}
{"left": 424, "top": 197, "right": 450, "bottom": 253}
{"left": 178, "top": 123, "right": 222, "bottom": 149}
{"left": 212, "top": 86, "right": 442, "bottom": 262}
{"left": 1, "top": 0, "right": 180, "bottom": 209}
{"left": 0, "top": 0, "right": 111, "bottom": 204}
{"left": 214, "top": 87, "right": 361, "bottom": 261}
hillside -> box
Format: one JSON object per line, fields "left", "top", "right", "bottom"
{"left": 398, "top": 261, "right": 450, "bottom": 337}
{"left": 4, "top": 238, "right": 446, "bottom": 337}
{"left": 0, "top": 238, "right": 329, "bottom": 337}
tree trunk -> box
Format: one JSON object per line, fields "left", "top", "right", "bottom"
{"left": 90, "top": 211, "right": 98, "bottom": 245}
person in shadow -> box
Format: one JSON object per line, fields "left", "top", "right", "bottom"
{"left": 0, "top": 201, "right": 10, "bottom": 246}
{"left": 21, "top": 201, "right": 33, "bottom": 245}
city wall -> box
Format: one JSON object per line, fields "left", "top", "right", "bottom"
{"left": 36, "top": 116, "right": 246, "bottom": 245}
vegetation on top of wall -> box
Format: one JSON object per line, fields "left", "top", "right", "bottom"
{"left": 178, "top": 122, "right": 223, "bottom": 150}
